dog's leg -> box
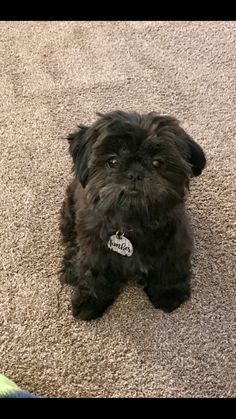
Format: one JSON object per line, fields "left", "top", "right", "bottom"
{"left": 145, "top": 253, "right": 191, "bottom": 313}
{"left": 59, "top": 182, "right": 76, "bottom": 245}
{"left": 59, "top": 183, "right": 79, "bottom": 285}
{"left": 71, "top": 268, "right": 122, "bottom": 321}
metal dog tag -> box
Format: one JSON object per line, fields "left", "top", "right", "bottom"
{"left": 108, "top": 232, "right": 133, "bottom": 257}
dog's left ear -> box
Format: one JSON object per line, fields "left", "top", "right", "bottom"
{"left": 171, "top": 122, "right": 206, "bottom": 177}
{"left": 67, "top": 125, "right": 92, "bottom": 187}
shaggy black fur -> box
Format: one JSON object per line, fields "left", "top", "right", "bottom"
{"left": 60, "top": 111, "right": 206, "bottom": 320}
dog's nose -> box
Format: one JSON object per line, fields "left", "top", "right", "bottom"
{"left": 127, "top": 170, "right": 144, "bottom": 181}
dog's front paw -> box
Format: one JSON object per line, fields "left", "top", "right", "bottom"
{"left": 71, "top": 295, "right": 110, "bottom": 321}
{"left": 146, "top": 288, "right": 190, "bottom": 313}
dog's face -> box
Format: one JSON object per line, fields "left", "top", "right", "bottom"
{"left": 68, "top": 111, "right": 206, "bottom": 222}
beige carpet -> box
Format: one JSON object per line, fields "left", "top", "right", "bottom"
{"left": 0, "top": 21, "right": 235, "bottom": 398}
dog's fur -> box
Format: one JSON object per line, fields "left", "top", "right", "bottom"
{"left": 60, "top": 111, "right": 206, "bottom": 320}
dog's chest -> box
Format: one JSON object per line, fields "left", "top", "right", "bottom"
{"left": 106, "top": 230, "right": 158, "bottom": 283}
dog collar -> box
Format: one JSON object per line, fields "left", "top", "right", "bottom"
{"left": 107, "top": 231, "right": 133, "bottom": 257}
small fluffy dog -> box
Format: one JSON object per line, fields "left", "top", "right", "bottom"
{"left": 60, "top": 111, "right": 206, "bottom": 320}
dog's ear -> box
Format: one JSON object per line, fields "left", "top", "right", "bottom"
{"left": 145, "top": 113, "right": 206, "bottom": 177}
{"left": 67, "top": 125, "right": 91, "bottom": 187}
{"left": 156, "top": 116, "right": 206, "bottom": 177}
{"left": 173, "top": 126, "right": 206, "bottom": 177}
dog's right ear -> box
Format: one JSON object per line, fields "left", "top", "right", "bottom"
{"left": 67, "top": 125, "right": 91, "bottom": 188}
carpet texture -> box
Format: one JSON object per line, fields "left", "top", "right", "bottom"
{"left": 0, "top": 21, "right": 235, "bottom": 398}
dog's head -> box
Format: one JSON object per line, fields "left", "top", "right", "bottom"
{"left": 67, "top": 111, "right": 206, "bottom": 222}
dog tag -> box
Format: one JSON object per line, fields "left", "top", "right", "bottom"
{"left": 108, "top": 232, "right": 133, "bottom": 257}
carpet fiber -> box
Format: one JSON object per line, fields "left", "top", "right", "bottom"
{"left": 0, "top": 21, "right": 235, "bottom": 398}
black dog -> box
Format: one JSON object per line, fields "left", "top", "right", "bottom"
{"left": 60, "top": 111, "right": 206, "bottom": 320}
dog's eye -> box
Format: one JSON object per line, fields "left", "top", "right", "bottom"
{"left": 107, "top": 157, "right": 118, "bottom": 169}
{"left": 152, "top": 159, "right": 163, "bottom": 168}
